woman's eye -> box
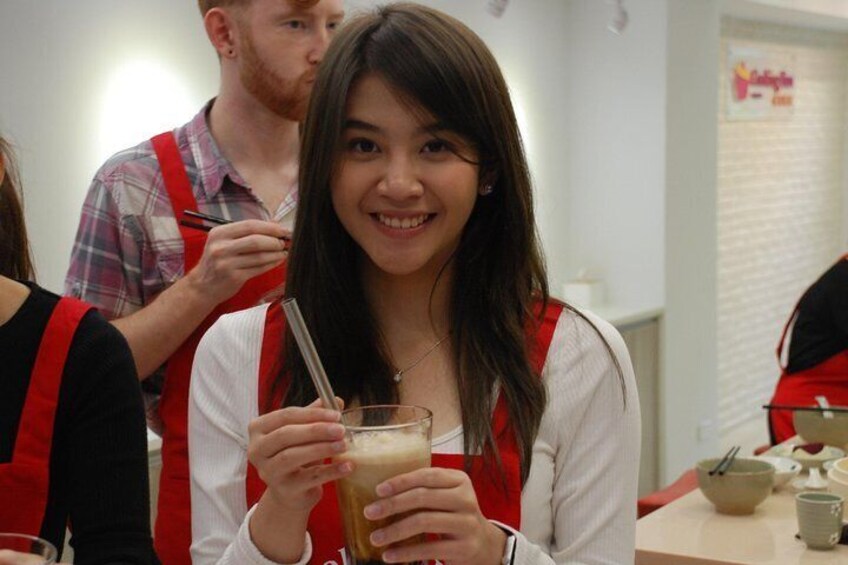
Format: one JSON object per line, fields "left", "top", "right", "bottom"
{"left": 348, "top": 139, "right": 378, "bottom": 153}
{"left": 285, "top": 20, "right": 305, "bottom": 30}
{"left": 422, "top": 140, "right": 449, "bottom": 153}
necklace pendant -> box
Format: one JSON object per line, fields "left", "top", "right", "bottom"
{"left": 393, "top": 371, "right": 403, "bottom": 383}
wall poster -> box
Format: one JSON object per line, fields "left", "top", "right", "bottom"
{"left": 727, "top": 46, "right": 795, "bottom": 120}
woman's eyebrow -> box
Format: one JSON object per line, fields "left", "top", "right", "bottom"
{"left": 343, "top": 119, "right": 379, "bottom": 132}
{"left": 342, "top": 119, "right": 448, "bottom": 135}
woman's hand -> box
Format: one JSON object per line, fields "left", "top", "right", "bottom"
{"left": 246, "top": 397, "right": 352, "bottom": 563}
{"left": 363, "top": 467, "right": 508, "bottom": 565}
{"left": 247, "top": 397, "right": 351, "bottom": 513}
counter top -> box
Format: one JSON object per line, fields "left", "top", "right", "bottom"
{"left": 636, "top": 484, "right": 848, "bottom": 564}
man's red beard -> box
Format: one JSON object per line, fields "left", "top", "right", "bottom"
{"left": 238, "top": 28, "right": 315, "bottom": 121}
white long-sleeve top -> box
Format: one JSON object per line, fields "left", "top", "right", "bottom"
{"left": 188, "top": 303, "right": 641, "bottom": 565}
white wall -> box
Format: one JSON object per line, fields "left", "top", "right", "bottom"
{"left": 0, "top": 1, "right": 218, "bottom": 292}
{"left": 561, "top": 0, "right": 667, "bottom": 310}
{"left": 663, "top": 0, "right": 723, "bottom": 482}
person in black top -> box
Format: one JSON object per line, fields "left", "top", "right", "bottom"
{"left": 0, "top": 134, "right": 158, "bottom": 564}
{"left": 786, "top": 258, "right": 848, "bottom": 373}
{"left": 769, "top": 256, "right": 848, "bottom": 443}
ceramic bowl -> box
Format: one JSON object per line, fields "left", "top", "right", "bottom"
{"left": 753, "top": 455, "right": 801, "bottom": 489}
{"left": 794, "top": 409, "right": 848, "bottom": 449}
{"left": 829, "top": 457, "right": 848, "bottom": 483}
{"left": 696, "top": 457, "right": 774, "bottom": 515}
{"left": 790, "top": 445, "right": 845, "bottom": 471}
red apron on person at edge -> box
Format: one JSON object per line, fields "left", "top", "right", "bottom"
{"left": 0, "top": 297, "right": 93, "bottom": 537}
{"left": 246, "top": 301, "right": 564, "bottom": 564}
{"left": 151, "top": 132, "right": 287, "bottom": 565}
{"left": 769, "top": 255, "right": 848, "bottom": 444}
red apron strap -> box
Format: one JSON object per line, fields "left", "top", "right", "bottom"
{"left": 151, "top": 131, "right": 200, "bottom": 245}
{"left": 0, "top": 297, "right": 91, "bottom": 536}
{"left": 528, "top": 301, "right": 564, "bottom": 375}
{"left": 14, "top": 298, "right": 93, "bottom": 467}
{"left": 247, "top": 302, "right": 286, "bottom": 506}
{"left": 257, "top": 301, "right": 286, "bottom": 412}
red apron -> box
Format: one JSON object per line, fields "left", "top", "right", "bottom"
{"left": 150, "top": 132, "right": 287, "bottom": 565}
{"left": 245, "top": 301, "right": 563, "bottom": 564}
{"left": 0, "top": 297, "right": 93, "bottom": 537}
{"left": 769, "top": 255, "right": 848, "bottom": 444}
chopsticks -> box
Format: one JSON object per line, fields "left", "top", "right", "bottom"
{"left": 184, "top": 210, "right": 229, "bottom": 225}
{"left": 178, "top": 210, "right": 291, "bottom": 242}
{"left": 761, "top": 404, "right": 848, "bottom": 414}
{"left": 709, "top": 445, "right": 741, "bottom": 476}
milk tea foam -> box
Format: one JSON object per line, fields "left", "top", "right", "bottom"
{"left": 335, "top": 429, "right": 431, "bottom": 564}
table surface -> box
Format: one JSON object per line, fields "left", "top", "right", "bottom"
{"left": 636, "top": 475, "right": 848, "bottom": 564}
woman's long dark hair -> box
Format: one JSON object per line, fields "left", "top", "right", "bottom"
{"left": 278, "top": 4, "right": 551, "bottom": 484}
{"left": 0, "top": 137, "right": 34, "bottom": 281}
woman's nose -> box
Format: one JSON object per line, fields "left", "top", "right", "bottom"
{"left": 377, "top": 158, "right": 423, "bottom": 199}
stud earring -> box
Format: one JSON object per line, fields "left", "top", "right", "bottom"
{"left": 479, "top": 183, "right": 493, "bottom": 196}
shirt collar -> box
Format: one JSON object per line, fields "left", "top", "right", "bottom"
{"left": 185, "top": 99, "right": 249, "bottom": 202}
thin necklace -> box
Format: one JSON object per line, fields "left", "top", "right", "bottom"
{"left": 392, "top": 334, "right": 450, "bottom": 383}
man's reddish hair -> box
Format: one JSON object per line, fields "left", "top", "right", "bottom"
{"left": 198, "top": 0, "right": 319, "bottom": 16}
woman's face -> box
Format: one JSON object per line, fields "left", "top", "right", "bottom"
{"left": 331, "top": 73, "right": 480, "bottom": 282}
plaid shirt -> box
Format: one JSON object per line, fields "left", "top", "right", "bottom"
{"left": 65, "top": 101, "right": 296, "bottom": 319}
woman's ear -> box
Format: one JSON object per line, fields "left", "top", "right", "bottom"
{"left": 478, "top": 170, "right": 498, "bottom": 196}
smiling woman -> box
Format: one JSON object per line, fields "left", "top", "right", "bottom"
{"left": 332, "top": 74, "right": 481, "bottom": 280}
{"left": 188, "top": 4, "right": 640, "bottom": 565}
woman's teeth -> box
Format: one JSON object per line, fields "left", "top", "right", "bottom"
{"left": 378, "top": 214, "right": 428, "bottom": 229}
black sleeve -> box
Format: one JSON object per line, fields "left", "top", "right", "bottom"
{"left": 830, "top": 260, "right": 848, "bottom": 339}
{"left": 56, "top": 310, "right": 159, "bottom": 565}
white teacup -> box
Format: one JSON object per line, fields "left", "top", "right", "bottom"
{"left": 796, "top": 492, "right": 844, "bottom": 550}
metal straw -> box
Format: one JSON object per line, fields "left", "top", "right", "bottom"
{"left": 281, "top": 298, "right": 341, "bottom": 411}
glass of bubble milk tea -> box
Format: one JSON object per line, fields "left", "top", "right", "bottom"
{"left": 335, "top": 405, "right": 433, "bottom": 565}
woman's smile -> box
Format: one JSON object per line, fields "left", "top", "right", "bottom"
{"left": 372, "top": 212, "right": 435, "bottom": 236}
{"left": 332, "top": 72, "right": 480, "bottom": 279}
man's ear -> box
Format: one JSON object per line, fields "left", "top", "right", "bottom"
{"left": 204, "top": 7, "right": 239, "bottom": 59}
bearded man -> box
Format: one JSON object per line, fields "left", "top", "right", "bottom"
{"left": 64, "top": 1, "right": 344, "bottom": 562}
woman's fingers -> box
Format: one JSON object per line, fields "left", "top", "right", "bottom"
{"left": 376, "top": 466, "right": 469, "bottom": 498}
{"left": 250, "top": 405, "right": 340, "bottom": 436}
{"left": 258, "top": 421, "right": 344, "bottom": 457}
{"left": 376, "top": 537, "right": 468, "bottom": 564}
{"left": 371, "top": 510, "right": 472, "bottom": 544}
{"left": 365, "top": 485, "right": 471, "bottom": 521}
{"left": 263, "top": 434, "right": 347, "bottom": 474}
